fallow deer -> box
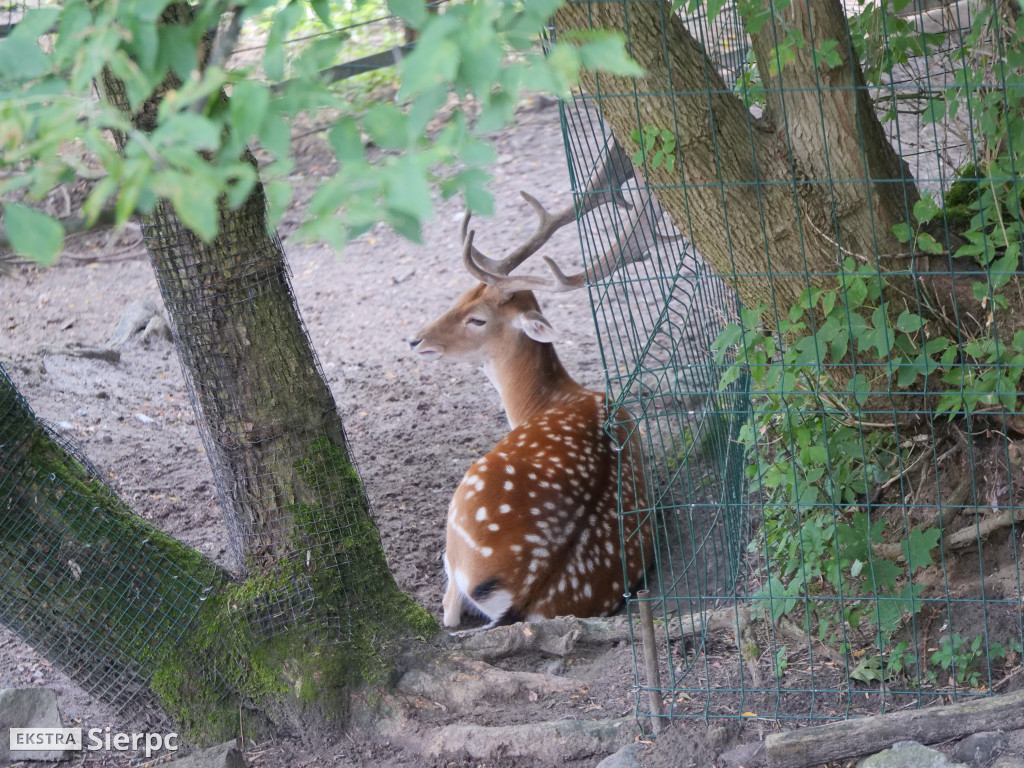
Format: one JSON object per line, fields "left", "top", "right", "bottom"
{"left": 411, "top": 144, "right": 674, "bottom": 628}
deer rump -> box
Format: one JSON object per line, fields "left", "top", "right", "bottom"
{"left": 442, "top": 391, "right": 647, "bottom": 628}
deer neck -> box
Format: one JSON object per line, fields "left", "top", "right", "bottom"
{"left": 484, "top": 341, "right": 582, "bottom": 429}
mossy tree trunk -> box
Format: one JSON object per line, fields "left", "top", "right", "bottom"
{"left": 0, "top": 364, "right": 226, "bottom": 714}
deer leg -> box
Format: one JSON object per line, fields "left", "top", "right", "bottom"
{"left": 442, "top": 553, "right": 465, "bottom": 628}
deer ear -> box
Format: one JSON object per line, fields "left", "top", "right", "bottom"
{"left": 517, "top": 309, "right": 557, "bottom": 343}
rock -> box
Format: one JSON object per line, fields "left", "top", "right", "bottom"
{"left": 1, "top": 717, "right": 9, "bottom": 768}
{"left": 595, "top": 742, "right": 643, "bottom": 768}
{"left": 857, "top": 741, "right": 969, "bottom": 768}
{"left": 167, "top": 741, "right": 246, "bottom": 768}
{"left": 719, "top": 741, "right": 767, "bottom": 767}
{"left": 952, "top": 732, "right": 1006, "bottom": 766}
{"left": 991, "top": 758, "right": 1024, "bottom": 768}
{"left": 0, "top": 688, "right": 68, "bottom": 762}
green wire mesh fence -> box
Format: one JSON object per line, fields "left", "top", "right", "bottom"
{"left": 558, "top": 0, "right": 1024, "bottom": 727}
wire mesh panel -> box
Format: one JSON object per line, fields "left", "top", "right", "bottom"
{"left": 558, "top": 0, "right": 1024, "bottom": 727}
{"left": 0, "top": 364, "right": 221, "bottom": 715}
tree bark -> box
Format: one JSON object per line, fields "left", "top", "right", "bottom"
{"left": 556, "top": 0, "right": 919, "bottom": 323}
{"left": 0, "top": 364, "right": 226, "bottom": 712}
{"left": 555, "top": 0, "right": 1024, "bottom": 424}
{"left": 95, "top": 5, "right": 395, "bottom": 587}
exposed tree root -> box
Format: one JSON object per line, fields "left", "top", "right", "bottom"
{"left": 424, "top": 716, "right": 636, "bottom": 761}
{"left": 452, "top": 610, "right": 737, "bottom": 662}
{"left": 871, "top": 475, "right": 974, "bottom": 562}
{"left": 37, "top": 344, "right": 121, "bottom": 363}
{"left": 947, "top": 506, "right": 1024, "bottom": 551}
{"left": 395, "top": 653, "right": 575, "bottom": 712}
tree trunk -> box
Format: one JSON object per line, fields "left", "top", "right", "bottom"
{"left": 556, "top": 0, "right": 1024, "bottom": 423}
{"left": 0, "top": 364, "right": 226, "bottom": 713}
{"left": 95, "top": 6, "right": 408, "bottom": 597}
{"left": 557, "top": 0, "right": 920, "bottom": 322}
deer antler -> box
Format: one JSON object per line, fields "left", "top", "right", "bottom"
{"left": 578, "top": 186, "right": 684, "bottom": 284}
{"left": 462, "top": 133, "right": 636, "bottom": 277}
{"left": 462, "top": 132, "right": 683, "bottom": 294}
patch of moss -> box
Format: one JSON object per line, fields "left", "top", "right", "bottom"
{"left": 943, "top": 162, "right": 981, "bottom": 229}
{"left": 742, "top": 642, "right": 760, "bottom": 662}
{"left": 153, "top": 434, "right": 438, "bottom": 740}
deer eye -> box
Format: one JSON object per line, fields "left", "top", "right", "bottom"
{"left": 466, "top": 317, "right": 486, "bottom": 327}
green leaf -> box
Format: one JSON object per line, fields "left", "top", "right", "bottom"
{"left": 814, "top": 39, "right": 842, "bottom": 70}
{"left": 152, "top": 113, "right": 221, "bottom": 152}
{"left": 263, "top": 180, "right": 291, "bottom": 230}
{"left": 310, "top": 0, "right": 332, "bottom": 26}
{"left": 850, "top": 655, "right": 884, "bottom": 683}
{"left": 389, "top": 0, "right": 429, "bottom": 28}
{"left": 0, "top": 36, "right": 50, "bottom": 82}
{"left": 152, "top": 170, "right": 219, "bottom": 241}
{"left": 574, "top": 31, "right": 643, "bottom": 76}
{"left": 328, "top": 118, "right": 366, "bottom": 165}
{"left": 844, "top": 278, "right": 868, "bottom": 308}
{"left": 229, "top": 81, "right": 271, "bottom": 143}
{"left": 851, "top": 373, "right": 871, "bottom": 406}
{"left": 891, "top": 221, "right": 912, "bottom": 243}
{"left": 895, "top": 310, "right": 925, "bottom": 333}
{"left": 707, "top": 0, "right": 728, "bottom": 22}
{"left": 901, "top": 526, "right": 940, "bottom": 572}
{"left": 456, "top": 168, "right": 493, "bottom": 215}
{"left": 916, "top": 231, "right": 944, "bottom": 254}
{"left": 913, "top": 194, "right": 941, "bottom": 224}
{"left": 989, "top": 246, "right": 1020, "bottom": 290}
{"left": 2, "top": 203, "right": 64, "bottom": 264}
{"left": 135, "top": 0, "right": 174, "bottom": 23}
{"left": 259, "top": 113, "right": 291, "bottom": 159}
{"left": 158, "top": 25, "right": 198, "bottom": 81}
{"left": 116, "top": 161, "right": 150, "bottom": 226}
{"left": 398, "top": 38, "right": 461, "bottom": 98}
{"left": 364, "top": 103, "right": 410, "bottom": 149}
{"left": 386, "top": 158, "right": 434, "bottom": 224}
{"left": 896, "top": 362, "right": 920, "bottom": 388}
{"left": 922, "top": 97, "right": 947, "bottom": 124}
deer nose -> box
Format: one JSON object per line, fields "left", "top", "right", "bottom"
{"left": 409, "top": 338, "right": 421, "bottom": 351}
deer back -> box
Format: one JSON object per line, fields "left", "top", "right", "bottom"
{"left": 442, "top": 388, "right": 649, "bottom": 626}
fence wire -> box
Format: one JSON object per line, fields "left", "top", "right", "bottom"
{"left": 558, "top": 0, "right": 1024, "bottom": 727}
{"left": 0, "top": 364, "right": 219, "bottom": 716}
